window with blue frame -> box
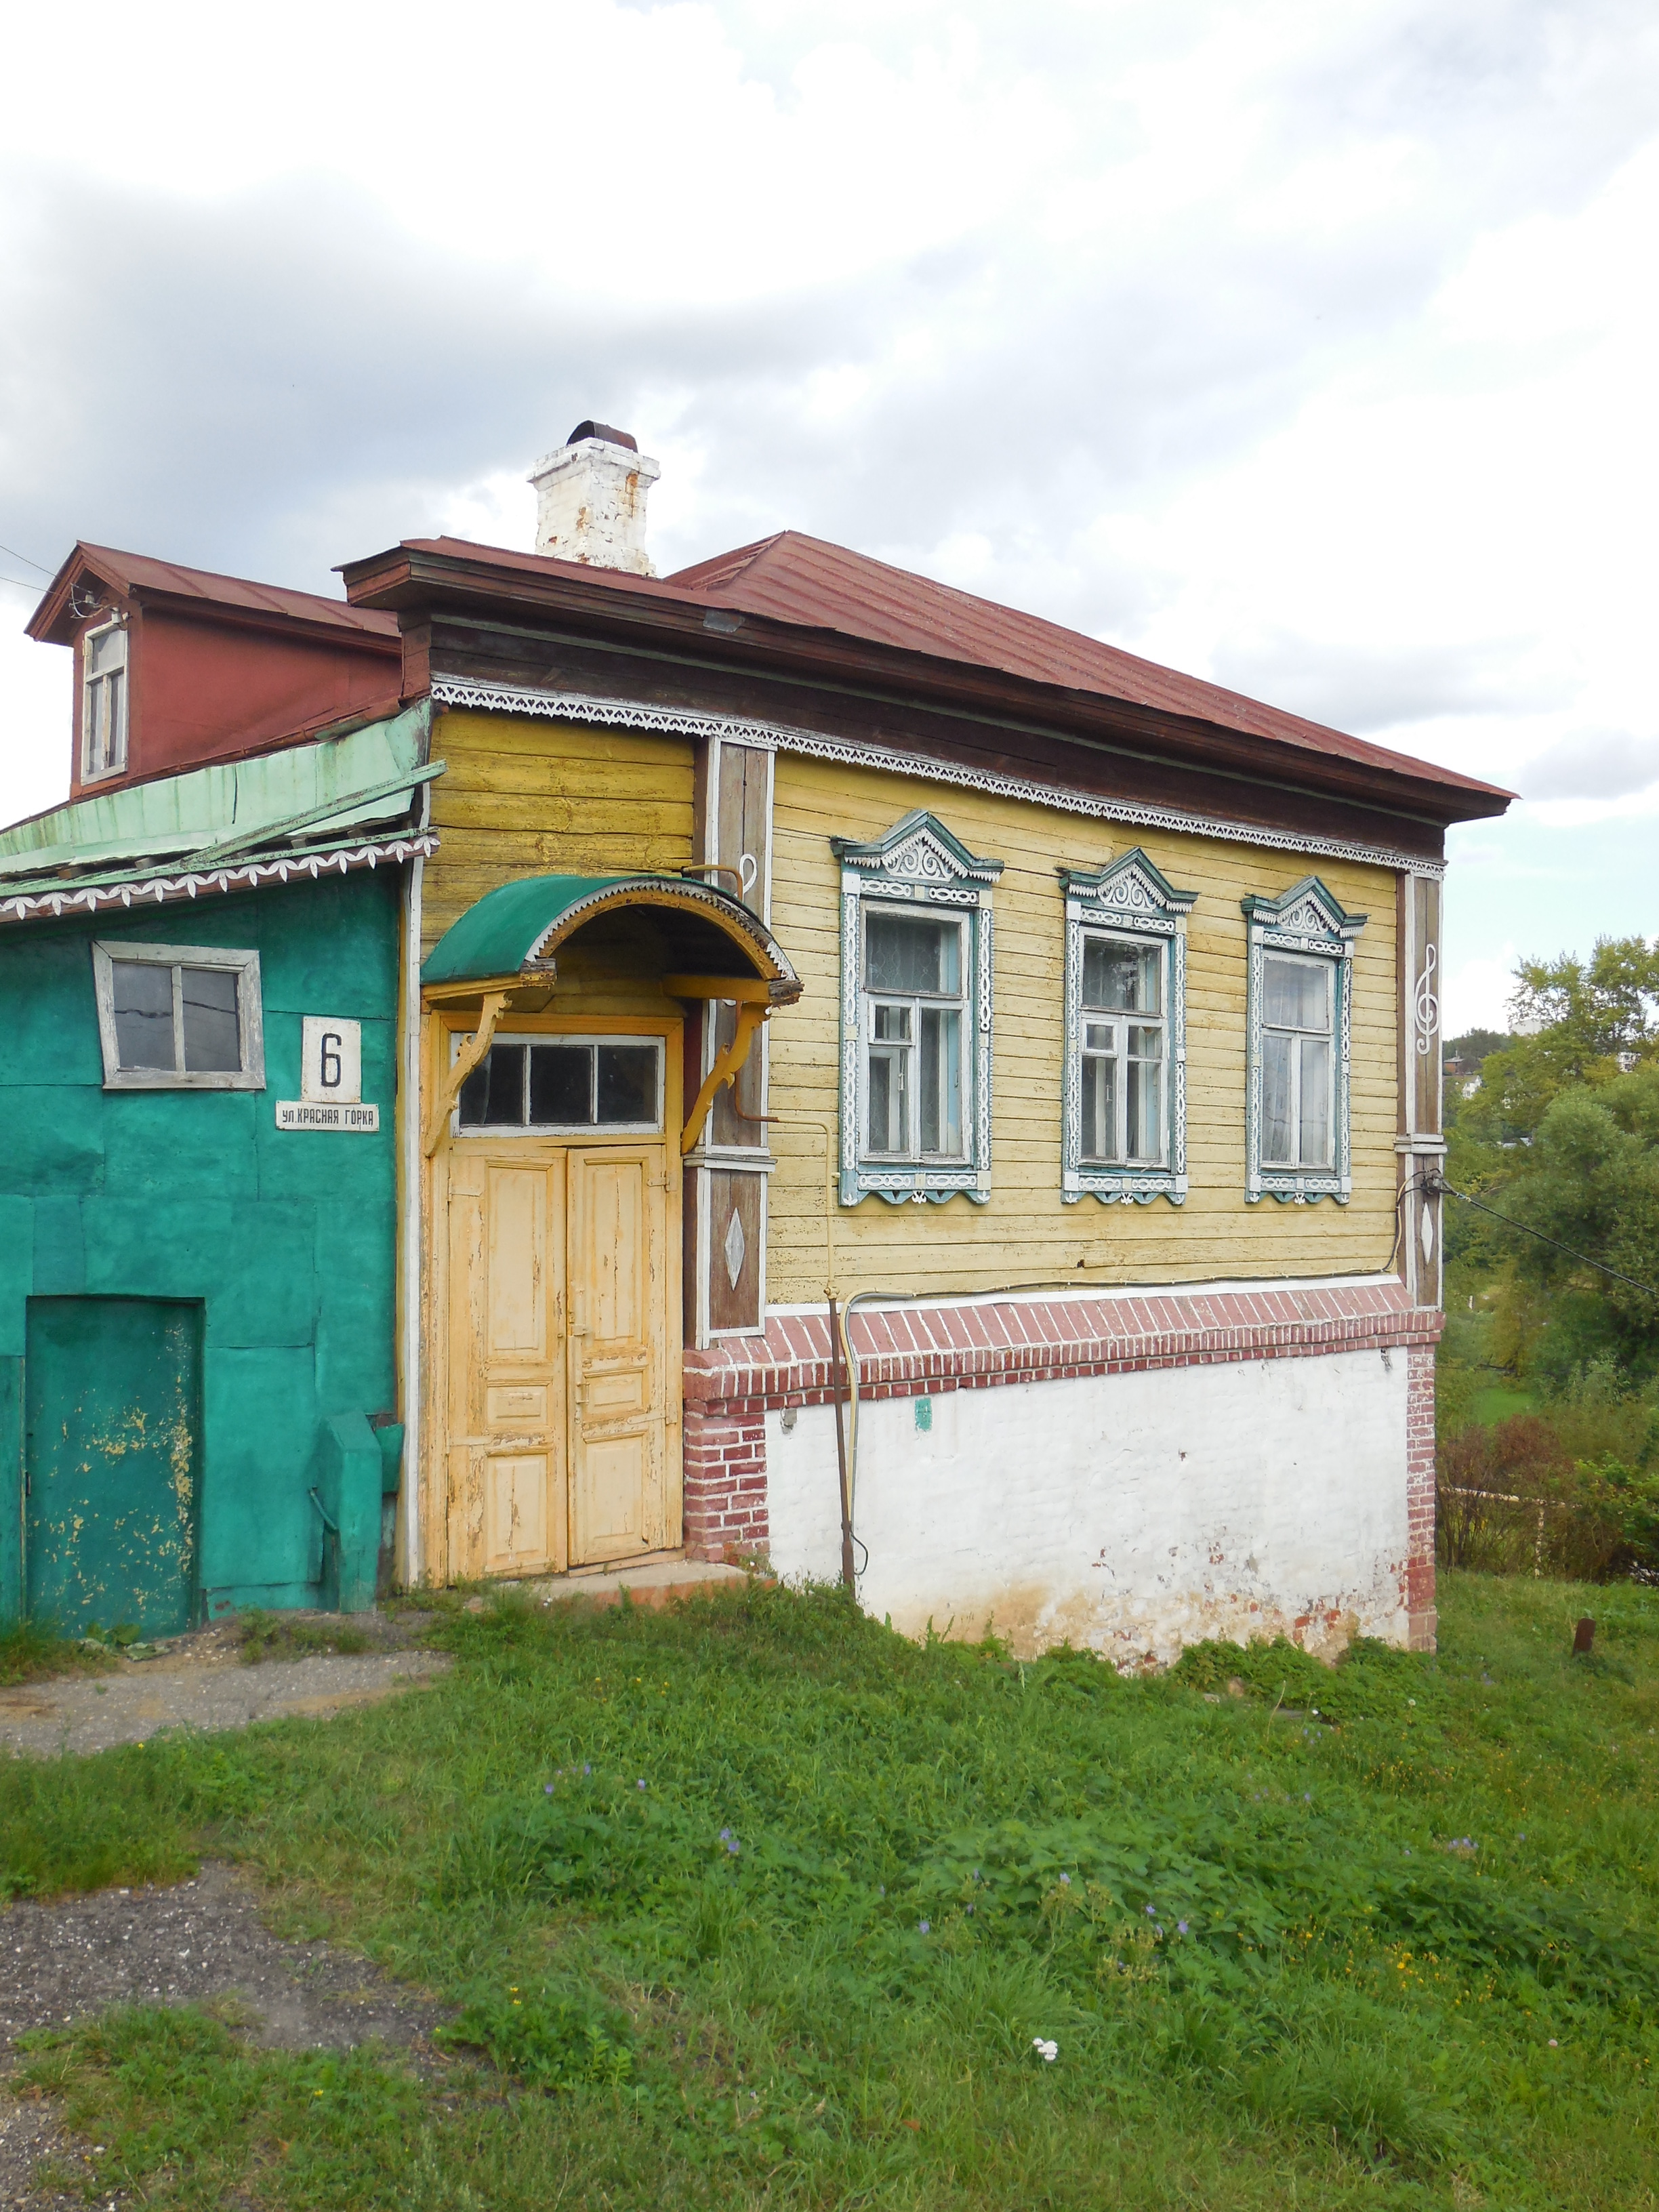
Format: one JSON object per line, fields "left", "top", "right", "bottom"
{"left": 1241, "top": 876, "right": 1368, "bottom": 1204}
{"left": 831, "top": 811, "right": 1002, "bottom": 1206}
{"left": 1061, "top": 850, "right": 1196, "bottom": 1206}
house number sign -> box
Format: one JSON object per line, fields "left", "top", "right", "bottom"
{"left": 274, "top": 1016, "right": 380, "bottom": 1131}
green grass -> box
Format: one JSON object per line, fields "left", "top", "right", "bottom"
{"left": 236, "top": 1610, "right": 373, "bottom": 1665}
{"left": 6, "top": 1573, "right": 1659, "bottom": 2209}
{"left": 0, "top": 1618, "right": 118, "bottom": 1688}
{"left": 1469, "top": 1384, "right": 1537, "bottom": 1427}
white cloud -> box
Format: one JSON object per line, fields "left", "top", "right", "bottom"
{"left": 1, "top": 0, "right": 1656, "bottom": 954}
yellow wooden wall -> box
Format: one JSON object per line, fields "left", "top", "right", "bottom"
{"left": 764, "top": 753, "right": 1401, "bottom": 1303}
{"left": 423, "top": 708, "right": 697, "bottom": 956}
{"left": 424, "top": 705, "right": 1404, "bottom": 1302}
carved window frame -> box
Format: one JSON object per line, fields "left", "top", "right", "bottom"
{"left": 832, "top": 811, "right": 1002, "bottom": 1206}
{"left": 1061, "top": 849, "right": 1197, "bottom": 1206}
{"left": 1242, "top": 876, "right": 1367, "bottom": 1205}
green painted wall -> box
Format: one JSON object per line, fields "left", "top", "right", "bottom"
{"left": 0, "top": 870, "right": 401, "bottom": 1623}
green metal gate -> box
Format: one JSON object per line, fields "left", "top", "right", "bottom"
{"left": 24, "top": 1298, "right": 202, "bottom": 1639}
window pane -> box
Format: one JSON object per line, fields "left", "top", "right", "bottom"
{"left": 866, "top": 912, "right": 958, "bottom": 995}
{"left": 920, "top": 1006, "right": 962, "bottom": 1155}
{"left": 1083, "top": 939, "right": 1159, "bottom": 1014}
{"left": 86, "top": 627, "right": 126, "bottom": 678}
{"left": 104, "top": 670, "right": 125, "bottom": 769}
{"left": 596, "top": 1044, "right": 657, "bottom": 1124}
{"left": 867, "top": 1049, "right": 906, "bottom": 1152}
{"left": 873, "top": 1002, "right": 912, "bottom": 1043}
{"left": 112, "top": 960, "right": 176, "bottom": 1071}
{"left": 1081, "top": 1052, "right": 1116, "bottom": 1161}
{"left": 1298, "top": 1036, "right": 1332, "bottom": 1166}
{"left": 181, "top": 967, "right": 241, "bottom": 1073}
{"left": 1084, "top": 1020, "right": 1115, "bottom": 1052}
{"left": 529, "top": 1044, "right": 591, "bottom": 1123}
{"left": 460, "top": 1044, "right": 525, "bottom": 1126}
{"left": 1262, "top": 1031, "right": 1294, "bottom": 1164}
{"left": 1264, "top": 954, "right": 1329, "bottom": 1032}
{"left": 1126, "top": 1057, "right": 1162, "bottom": 1162}
{"left": 457, "top": 1061, "right": 491, "bottom": 1125}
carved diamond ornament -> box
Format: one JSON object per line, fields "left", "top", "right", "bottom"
{"left": 723, "top": 1207, "right": 747, "bottom": 1290}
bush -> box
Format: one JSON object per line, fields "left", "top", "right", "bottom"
{"left": 1436, "top": 1411, "right": 1659, "bottom": 1580}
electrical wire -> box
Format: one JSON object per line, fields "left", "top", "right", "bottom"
{"left": 0, "top": 540, "right": 51, "bottom": 574}
{"left": 1431, "top": 1174, "right": 1659, "bottom": 1304}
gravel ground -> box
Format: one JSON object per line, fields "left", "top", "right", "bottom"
{"left": 1, "top": 1618, "right": 459, "bottom": 2204}
{"left": 1, "top": 1645, "right": 451, "bottom": 1760}
{"left": 1, "top": 1863, "right": 459, "bottom": 2207}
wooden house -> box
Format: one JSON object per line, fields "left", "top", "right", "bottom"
{"left": 337, "top": 425, "right": 1508, "bottom": 1660}
{"left": 4, "top": 434, "right": 1512, "bottom": 1662}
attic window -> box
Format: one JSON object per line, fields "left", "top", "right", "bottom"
{"left": 81, "top": 620, "right": 129, "bottom": 781}
{"left": 91, "top": 941, "right": 266, "bottom": 1091}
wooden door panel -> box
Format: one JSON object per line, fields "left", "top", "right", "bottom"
{"left": 573, "top": 1434, "right": 648, "bottom": 1559}
{"left": 486, "top": 1384, "right": 549, "bottom": 1427}
{"left": 443, "top": 1150, "right": 566, "bottom": 1582}
{"left": 486, "top": 1167, "right": 550, "bottom": 1360}
{"left": 568, "top": 1147, "right": 672, "bottom": 1566}
{"left": 485, "top": 1452, "right": 550, "bottom": 1574}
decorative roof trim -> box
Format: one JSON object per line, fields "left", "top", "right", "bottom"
{"left": 0, "top": 835, "right": 437, "bottom": 927}
{"left": 430, "top": 676, "right": 1446, "bottom": 881}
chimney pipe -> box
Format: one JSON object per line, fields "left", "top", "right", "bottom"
{"left": 529, "top": 422, "right": 660, "bottom": 575}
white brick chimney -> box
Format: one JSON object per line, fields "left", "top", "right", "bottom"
{"left": 529, "top": 421, "right": 660, "bottom": 575}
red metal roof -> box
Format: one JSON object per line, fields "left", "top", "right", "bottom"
{"left": 28, "top": 542, "right": 399, "bottom": 645}
{"left": 668, "top": 531, "right": 1499, "bottom": 796}
{"left": 381, "top": 531, "right": 1507, "bottom": 806}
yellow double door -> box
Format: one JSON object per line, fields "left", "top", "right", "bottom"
{"left": 441, "top": 1140, "right": 679, "bottom": 1580}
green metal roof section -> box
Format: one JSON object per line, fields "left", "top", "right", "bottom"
{"left": 0, "top": 701, "right": 436, "bottom": 892}
{"left": 422, "top": 872, "right": 801, "bottom": 993}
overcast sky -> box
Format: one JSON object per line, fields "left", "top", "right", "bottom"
{"left": 2, "top": 0, "right": 1654, "bottom": 1031}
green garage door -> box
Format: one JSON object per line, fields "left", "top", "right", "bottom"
{"left": 25, "top": 1298, "right": 202, "bottom": 1640}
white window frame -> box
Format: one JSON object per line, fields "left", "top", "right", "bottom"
{"left": 1061, "top": 850, "right": 1195, "bottom": 1205}
{"left": 80, "top": 618, "right": 129, "bottom": 782}
{"left": 832, "top": 810, "right": 1002, "bottom": 1207}
{"left": 1242, "top": 876, "right": 1367, "bottom": 1204}
{"left": 1258, "top": 949, "right": 1336, "bottom": 1173}
{"left": 859, "top": 905, "right": 971, "bottom": 1166}
{"left": 92, "top": 940, "right": 265, "bottom": 1092}
{"left": 450, "top": 1031, "right": 665, "bottom": 1137}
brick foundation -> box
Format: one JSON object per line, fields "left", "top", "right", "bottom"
{"left": 682, "top": 1404, "right": 770, "bottom": 1563}
{"left": 1406, "top": 1341, "right": 1438, "bottom": 1650}
{"left": 685, "top": 1279, "right": 1443, "bottom": 1420}
{"left": 680, "top": 1279, "right": 1445, "bottom": 1628}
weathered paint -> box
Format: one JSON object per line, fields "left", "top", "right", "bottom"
{"left": 764, "top": 1345, "right": 1412, "bottom": 1662}
{"left": 25, "top": 1297, "right": 201, "bottom": 1637}
{"left": 0, "top": 869, "right": 401, "bottom": 1624}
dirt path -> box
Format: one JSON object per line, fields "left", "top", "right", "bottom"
{"left": 1, "top": 1862, "right": 457, "bottom": 2207}
{"left": 1, "top": 1647, "right": 452, "bottom": 1760}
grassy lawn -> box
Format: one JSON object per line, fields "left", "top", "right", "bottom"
{"left": 1468, "top": 1384, "right": 1537, "bottom": 1427}
{"left": 5, "top": 1572, "right": 1659, "bottom": 2209}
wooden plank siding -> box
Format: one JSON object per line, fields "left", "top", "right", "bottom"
{"left": 422, "top": 708, "right": 697, "bottom": 956}
{"left": 424, "top": 704, "right": 1403, "bottom": 1305}
{"left": 764, "top": 752, "right": 1400, "bottom": 1303}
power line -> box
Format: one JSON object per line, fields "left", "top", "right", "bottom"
{"left": 0, "top": 540, "right": 51, "bottom": 575}
{"left": 1433, "top": 1176, "right": 1659, "bottom": 1304}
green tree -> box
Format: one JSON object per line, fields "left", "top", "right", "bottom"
{"left": 1481, "top": 1066, "right": 1659, "bottom": 1389}
{"left": 1465, "top": 937, "right": 1659, "bottom": 1141}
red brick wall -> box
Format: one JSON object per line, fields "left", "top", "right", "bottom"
{"left": 682, "top": 1404, "right": 769, "bottom": 1563}
{"left": 1406, "top": 1343, "right": 1438, "bottom": 1650}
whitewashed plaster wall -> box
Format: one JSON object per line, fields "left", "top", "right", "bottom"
{"left": 765, "top": 1347, "right": 1411, "bottom": 1664}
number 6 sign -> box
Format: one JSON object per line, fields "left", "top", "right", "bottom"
{"left": 302, "top": 1017, "right": 362, "bottom": 1105}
